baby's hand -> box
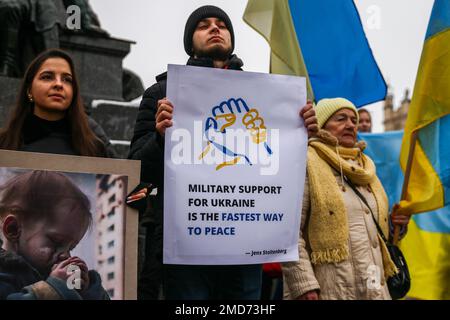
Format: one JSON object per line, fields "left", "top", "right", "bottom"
{"left": 50, "top": 256, "right": 90, "bottom": 291}
{"left": 69, "top": 256, "right": 90, "bottom": 292}
{"left": 50, "top": 257, "right": 79, "bottom": 281}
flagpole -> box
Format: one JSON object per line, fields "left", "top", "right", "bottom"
{"left": 393, "top": 131, "right": 418, "bottom": 245}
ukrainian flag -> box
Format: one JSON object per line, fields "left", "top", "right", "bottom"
{"left": 396, "top": 0, "right": 450, "bottom": 299}
{"left": 359, "top": 131, "right": 404, "bottom": 211}
{"left": 361, "top": 131, "right": 450, "bottom": 299}
{"left": 243, "top": 0, "right": 386, "bottom": 106}
{"left": 398, "top": 0, "right": 450, "bottom": 216}
{"left": 403, "top": 209, "right": 450, "bottom": 299}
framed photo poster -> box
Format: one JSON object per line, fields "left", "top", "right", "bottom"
{"left": 0, "top": 150, "right": 140, "bottom": 300}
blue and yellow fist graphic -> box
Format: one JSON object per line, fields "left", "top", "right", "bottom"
{"left": 199, "top": 98, "right": 272, "bottom": 170}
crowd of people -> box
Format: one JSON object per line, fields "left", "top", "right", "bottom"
{"left": 0, "top": 4, "right": 411, "bottom": 300}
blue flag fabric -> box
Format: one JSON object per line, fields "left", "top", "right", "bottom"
{"left": 289, "top": 0, "right": 387, "bottom": 107}
{"left": 360, "top": 130, "right": 450, "bottom": 299}
{"left": 359, "top": 131, "right": 403, "bottom": 210}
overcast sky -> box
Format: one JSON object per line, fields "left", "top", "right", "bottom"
{"left": 89, "top": 0, "right": 434, "bottom": 132}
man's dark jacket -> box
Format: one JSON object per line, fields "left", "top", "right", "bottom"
{"left": 128, "top": 55, "right": 244, "bottom": 267}
{"left": 129, "top": 55, "right": 243, "bottom": 185}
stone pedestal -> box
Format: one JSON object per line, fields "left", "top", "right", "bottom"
{"left": 60, "top": 32, "right": 134, "bottom": 107}
{"left": 0, "top": 76, "right": 21, "bottom": 125}
{"left": 91, "top": 100, "right": 139, "bottom": 158}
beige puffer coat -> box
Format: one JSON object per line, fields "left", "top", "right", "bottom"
{"left": 282, "top": 160, "right": 392, "bottom": 300}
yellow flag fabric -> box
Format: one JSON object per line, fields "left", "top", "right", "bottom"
{"left": 397, "top": 0, "right": 450, "bottom": 299}
{"left": 398, "top": 0, "right": 450, "bottom": 216}
{"left": 243, "top": 0, "right": 314, "bottom": 100}
{"left": 401, "top": 218, "right": 450, "bottom": 299}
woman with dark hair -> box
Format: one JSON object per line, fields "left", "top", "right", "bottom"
{"left": 0, "top": 49, "right": 114, "bottom": 157}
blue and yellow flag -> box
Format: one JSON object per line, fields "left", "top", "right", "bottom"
{"left": 403, "top": 208, "right": 450, "bottom": 300}
{"left": 243, "top": 0, "right": 386, "bottom": 106}
{"left": 398, "top": 0, "right": 450, "bottom": 216}
{"left": 359, "top": 131, "right": 404, "bottom": 211}
{"left": 361, "top": 131, "right": 450, "bottom": 300}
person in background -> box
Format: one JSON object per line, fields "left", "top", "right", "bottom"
{"left": 358, "top": 108, "right": 372, "bottom": 133}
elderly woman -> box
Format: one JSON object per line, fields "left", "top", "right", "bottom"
{"left": 282, "top": 98, "right": 410, "bottom": 300}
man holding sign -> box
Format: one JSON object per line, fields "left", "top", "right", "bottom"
{"left": 130, "top": 5, "right": 317, "bottom": 300}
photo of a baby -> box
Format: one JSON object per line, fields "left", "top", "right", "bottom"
{"left": 0, "top": 169, "right": 128, "bottom": 300}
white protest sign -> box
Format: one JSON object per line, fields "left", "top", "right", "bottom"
{"left": 163, "top": 64, "right": 307, "bottom": 265}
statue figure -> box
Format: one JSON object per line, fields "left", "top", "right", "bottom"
{"left": 0, "top": 0, "right": 143, "bottom": 101}
{"left": 63, "top": 0, "right": 109, "bottom": 36}
{"left": 0, "top": 0, "right": 108, "bottom": 77}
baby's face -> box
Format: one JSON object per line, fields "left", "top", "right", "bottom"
{"left": 17, "top": 207, "right": 88, "bottom": 277}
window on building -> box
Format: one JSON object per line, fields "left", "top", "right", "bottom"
{"left": 107, "top": 272, "right": 115, "bottom": 280}
{"left": 107, "top": 288, "right": 114, "bottom": 298}
{"left": 98, "top": 245, "right": 102, "bottom": 255}
{"left": 107, "top": 256, "right": 115, "bottom": 264}
{"left": 107, "top": 207, "right": 116, "bottom": 219}
{"left": 107, "top": 224, "right": 115, "bottom": 232}
{"left": 108, "top": 194, "right": 116, "bottom": 204}
{"left": 108, "top": 240, "right": 115, "bottom": 249}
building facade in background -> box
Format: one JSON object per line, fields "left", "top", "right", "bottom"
{"left": 384, "top": 87, "right": 411, "bottom": 131}
{"left": 95, "top": 174, "right": 127, "bottom": 300}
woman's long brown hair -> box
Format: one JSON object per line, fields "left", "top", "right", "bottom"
{"left": 0, "top": 49, "right": 105, "bottom": 156}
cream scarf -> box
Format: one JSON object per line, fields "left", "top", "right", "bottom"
{"left": 307, "top": 130, "right": 397, "bottom": 277}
